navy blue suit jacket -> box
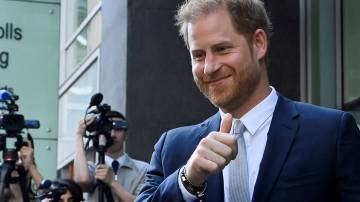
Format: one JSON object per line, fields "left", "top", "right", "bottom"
{"left": 135, "top": 95, "right": 360, "bottom": 202}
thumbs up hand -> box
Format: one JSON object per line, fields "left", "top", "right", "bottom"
{"left": 184, "top": 113, "right": 237, "bottom": 186}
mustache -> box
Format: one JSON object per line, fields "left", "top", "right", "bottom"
{"left": 195, "top": 73, "right": 231, "bottom": 83}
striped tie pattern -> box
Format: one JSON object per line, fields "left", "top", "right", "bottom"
{"left": 228, "top": 119, "right": 250, "bottom": 202}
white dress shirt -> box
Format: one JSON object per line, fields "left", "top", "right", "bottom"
{"left": 105, "top": 153, "right": 127, "bottom": 167}
{"left": 179, "top": 87, "right": 278, "bottom": 201}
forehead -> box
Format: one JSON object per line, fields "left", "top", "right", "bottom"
{"left": 187, "top": 8, "right": 240, "bottom": 49}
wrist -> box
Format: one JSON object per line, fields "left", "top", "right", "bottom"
{"left": 180, "top": 166, "right": 207, "bottom": 199}
{"left": 109, "top": 178, "right": 117, "bottom": 187}
{"left": 28, "top": 164, "right": 36, "bottom": 172}
{"left": 75, "top": 135, "right": 85, "bottom": 144}
{"left": 184, "top": 165, "right": 206, "bottom": 186}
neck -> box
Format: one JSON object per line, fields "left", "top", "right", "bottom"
{"left": 106, "top": 150, "right": 124, "bottom": 160}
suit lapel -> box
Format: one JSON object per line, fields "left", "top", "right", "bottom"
{"left": 199, "top": 112, "right": 221, "bottom": 138}
{"left": 252, "top": 95, "right": 299, "bottom": 202}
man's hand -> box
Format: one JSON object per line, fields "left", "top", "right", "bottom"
{"left": 95, "top": 164, "right": 115, "bottom": 185}
{"left": 76, "top": 116, "right": 96, "bottom": 137}
{"left": 185, "top": 113, "right": 236, "bottom": 186}
{"left": 20, "top": 140, "right": 35, "bottom": 170}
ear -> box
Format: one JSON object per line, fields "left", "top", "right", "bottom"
{"left": 252, "top": 29, "right": 268, "bottom": 61}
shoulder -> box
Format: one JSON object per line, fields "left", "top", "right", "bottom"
{"left": 279, "top": 96, "right": 353, "bottom": 129}
{"left": 293, "top": 100, "right": 344, "bottom": 116}
{"left": 131, "top": 158, "right": 149, "bottom": 170}
{"left": 126, "top": 155, "right": 149, "bottom": 172}
{"left": 292, "top": 100, "right": 348, "bottom": 124}
{"left": 161, "top": 113, "right": 220, "bottom": 143}
{"left": 278, "top": 94, "right": 345, "bottom": 119}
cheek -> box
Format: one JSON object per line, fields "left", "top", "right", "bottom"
{"left": 192, "top": 64, "right": 203, "bottom": 79}
{"left": 115, "top": 133, "right": 126, "bottom": 141}
{"left": 228, "top": 54, "right": 249, "bottom": 71}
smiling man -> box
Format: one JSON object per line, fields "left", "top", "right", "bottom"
{"left": 135, "top": 0, "right": 360, "bottom": 202}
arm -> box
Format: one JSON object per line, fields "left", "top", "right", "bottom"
{"left": 27, "top": 164, "right": 43, "bottom": 188}
{"left": 134, "top": 132, "right": 185, "bottom": 202}
{"left": 74, "top": 117, "right": 95, "bottom": 189}
{"left": 96, "top": 164, "right": 135, "bottom": 202}
{"left": 20, "top": 144, "right": 43, "bottom": 188}
{"left": 337, "top": 112, "right": 360, "bottom": 201}
{"left": 136, "top": 113, "right": 235, "bottom": 202}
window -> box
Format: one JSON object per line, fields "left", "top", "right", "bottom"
{"left": 65, "top": 0, "right": 101, "bottom": 40}
{"left": 58, "top": 0, "right": 102, "bottom": 168}
{"left": 343, "top": 0, "right": 360, "bottom": 122}
{"left": 59, "top": 61, "right": 98, "bottom": 138}
{"left": 60, "top": 0, "right": 101, "bottom": 82}
{"left": 303, "top": 0, "right": 360, "bottom": 123}
{"left": 65, "top": 12, "right": 101, "bottom": 78}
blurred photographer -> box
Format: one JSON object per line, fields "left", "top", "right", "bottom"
{"left": 74, "top": 111, "right": 148, "bottom": 202}
{"left": 0, "top": 87, "right": 42, "bottom": 201}
{"left": 39, "top": 179, "right": 83, "bottom": 202}
{"left": 1, "top": 139, "right": 43, "bottom": 202}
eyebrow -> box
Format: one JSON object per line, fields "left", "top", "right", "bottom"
{"left": 191, "top": 49, "right": 203, "bottom": 54}
{"left": 212, "top": 41, "right": 233, "bottom": 48}
{"left": 191, "top": 40, "right": 234, "bottom": 51}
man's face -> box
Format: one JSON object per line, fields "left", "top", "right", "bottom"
{"left": 107, "top": 117, "right": 126, "bottom": 152}
{"left": 188, "top": 8, "right": 263, "bottom": 111}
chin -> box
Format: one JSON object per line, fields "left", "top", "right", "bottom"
{"left": 210, "top": 97, "right": 234, "bottom": 109}
{"left": 206, "top": 88, "right": 233, "bottom": 105}
{"left": 108, "top": 145, "right": 122, "bottom": 152}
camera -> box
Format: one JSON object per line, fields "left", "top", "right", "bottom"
{"left": 0, "top": 114, "right": 40, "bottom": 135}
{"left": 0, "top": 87, "right": 40, "bottom": 154}
{"left": 86, "top": 103, "right": 112, "bottom": 133}
{"left": 0, "top": 87, "right": 40, "bottom": 202}
{"left": 86, "top": 93, "right": 128, "bottom": 133}
{"left": 84, "top": 93, "right": 128, "bottom": 152}
{"left": 36, "top": 179, "right": 84, "bottom": 202}
{"left": 36, "top": 179, "right": 68, "bottom": 201}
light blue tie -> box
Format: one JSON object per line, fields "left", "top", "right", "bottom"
{"left": 229, "top": 119, "right": 250, "bottom": 202}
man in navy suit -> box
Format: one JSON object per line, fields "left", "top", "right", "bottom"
{"left": 135, "top": 0, "right": 360, "bottom": 201}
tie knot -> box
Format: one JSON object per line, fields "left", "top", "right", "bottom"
{"left": 232, "top": 119, "right": 245, "bottom": 136}
{"left": 112, "top": 160, "right": 120, "bottom": 174}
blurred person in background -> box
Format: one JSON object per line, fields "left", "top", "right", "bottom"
{"left": 40, "top": 179, "right": 84, "bottom": 202}
{"left": 74, "top": 111, "right": 149, "bottom": 202}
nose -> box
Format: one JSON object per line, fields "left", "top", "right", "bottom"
{"left": 204, "top": 53, "right": 219, "bottom": 75}
{"left": 111, "top": 130, "right": 116, "bottom": 138}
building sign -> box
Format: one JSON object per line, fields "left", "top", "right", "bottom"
{"left": 0, "top": 0, "right": 60, "bottom": 179}
{"left": 0, "top": 23, "right": 23, "bottom": 68}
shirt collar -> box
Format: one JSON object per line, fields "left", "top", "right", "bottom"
{"left": 219, "top": 86, "right": 278, "bottom": 135}
{"left": 105, "top": 153, "right": 134, "bottom": 169}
